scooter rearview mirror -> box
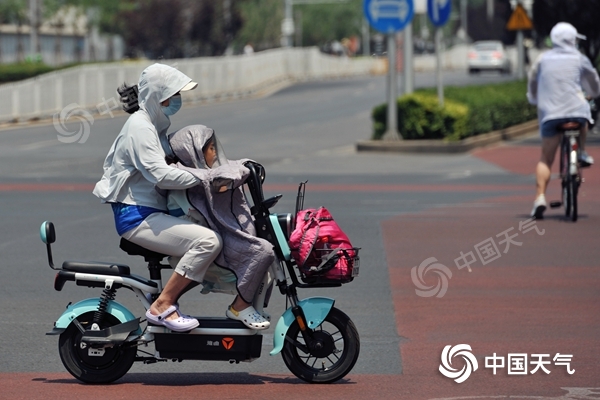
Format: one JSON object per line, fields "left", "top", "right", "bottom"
{"left": 40, "top": 221, "right": 56, "bottom": 244}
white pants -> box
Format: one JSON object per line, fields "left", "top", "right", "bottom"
{"left": 122, "top": 212, "right": 222, "bottom": 283}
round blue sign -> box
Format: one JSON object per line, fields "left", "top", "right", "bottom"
{"left": 427, "top": 0, "right": 451, "bottom": 27}
{"left": 364, "top": 0, "right": 414, "bottom": 34}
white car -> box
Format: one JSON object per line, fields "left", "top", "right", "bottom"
{"left": 468, "top": 41, "right": 512, "bottom": 74}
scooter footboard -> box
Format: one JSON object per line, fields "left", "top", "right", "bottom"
{"left": 270, "top": 297, "right": 334, "bottom": 356}
{"left": 47, "top": 298, "right": 138, "bottom": 335}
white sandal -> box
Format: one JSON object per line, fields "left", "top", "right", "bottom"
{"left": 146, "top": 305, "right": 199, "bottom": 332}
{"left": 226, "top": 305, "right": 270, "bottom": 330}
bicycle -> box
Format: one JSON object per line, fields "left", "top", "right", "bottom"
{"left": 549, "top": 121, "right": 587, "bottom": 221}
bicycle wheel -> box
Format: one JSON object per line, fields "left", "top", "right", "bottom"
{"left": 570, "top": 177, "right": 578, "bottom": 222}
{"left": 560, "top": 140, "right": 571, "bottom": 217}
{"left": 563, "top": 178, "right": 571, "bottom": 217}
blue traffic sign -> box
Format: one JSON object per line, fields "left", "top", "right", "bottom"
{"left": 427, "top": 0, "right": 451, "bottom": 27}
{"left": 364, "top": 0, "right": 414, "bottom": 34}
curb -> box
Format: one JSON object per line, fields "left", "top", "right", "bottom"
{"left": 356, "top": 120, "right": 539, "bottom": 154}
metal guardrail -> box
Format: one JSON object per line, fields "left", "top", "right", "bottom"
{"left": 0, "top": 47, "right": 382, "bottom": 123}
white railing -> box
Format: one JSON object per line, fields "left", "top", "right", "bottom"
{"left": 0, "top": 47, "right": 383, "bottom": 123}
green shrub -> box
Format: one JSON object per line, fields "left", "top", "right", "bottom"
{"left": 0, "top": 62, "right": 79, "bottom": 84}
{"left": 372, "top": 93, "right": 468, "bottom": 141}
{"left": 372, "top": 80, "right": 537, "bottom": 140}
{"left": 0, "top": 62, "right": 52, "bottom": 83}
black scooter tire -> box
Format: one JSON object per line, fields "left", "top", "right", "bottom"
{"left": 282, "top": 307, "right": 360, "bottom": 383}
{"left": 58, "top": 312, "right": 136, "bottom": 384}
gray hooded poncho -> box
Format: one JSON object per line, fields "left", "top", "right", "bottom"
{"left": 168, "top": 125, "right": 275, "bottom": 303}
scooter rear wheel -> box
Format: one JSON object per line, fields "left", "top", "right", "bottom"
{"left": 282, "top": 307, "right": 360, "bottom": 383}
{"left": 58, "top": 312, "right": 136, "bottom": 383}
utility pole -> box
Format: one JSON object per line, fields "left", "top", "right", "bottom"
{"left": 282, "top": 0, "right": 294, "bottom": 47}
{"left": 29, "top": 0, "right": 40, "bottom": 59}
{"left": 362, "top": 18, "right": 370, "bottom": 56}
{"left": 487, "top": 0, "right": 493, "bottom": 23}
{"left": 458, "top": 0, "right": 468, "bottom": 42}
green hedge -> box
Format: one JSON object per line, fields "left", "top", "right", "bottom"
{"left": 0, "top": 62, "right": 80, "bottom": 84}
{"left": 371, "top": 80, "right": 537, "bottom": 141}
{"left": 0, "top": 62, "right": 53, "bottom": 84}
{"left": 372, "top": 93, "right": 469, "bottom": 140}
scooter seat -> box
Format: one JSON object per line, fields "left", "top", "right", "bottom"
{"left": 119, "top": 238, "right": 167, "bottom": 261}
{"left": 62, "top": 261, "right": 131, "bottom": 276}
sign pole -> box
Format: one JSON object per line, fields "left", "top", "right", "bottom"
{"left": 363, "top": 0, "right": 415, "bottom": 141}
{"left": 384, "top": 33, "right": 400, "bottom": 140}
{"left": 516, "top": 30, "right": 524, "bottom": 79}
{"left": 505, "top": 1, "right": 533, "bottom": 79}
{"left": 427, "top": 0, "right": 451, "bottom": 106}
{"left": 403, "top": 22, "right": 413, "bottom": 95}
{"left": 435, "top": 27, "right": 443, "bottom": 107}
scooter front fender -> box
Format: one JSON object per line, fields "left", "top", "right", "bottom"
{"left": 49, "top": 298, "right": 138, "bottom": 333}
{"left": 270, "top": 297, "right": 334, "bottom": 356}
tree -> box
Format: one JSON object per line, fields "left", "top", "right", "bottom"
{"left": 532, "top": 0, "right": 600, "bottom": 71}
{"left": 115, "top": 0, "right": 242, "bottom": 58}
{"left": 466, "top": 0, "right": 514, "bottom": 44}
{"left": 235, "top": 0, "right": 283, "bottom": 51}
{"left": 118, "top": 0, "right": 185, "bottom": 59}
{"left": 295, "top": 0, "right": 363, "bottom": 48}
{"left": 0, "top": 0, "right": 28, "bottom": 62}
{"left": 43, "top": 0, "right": 68, "bottom": 65}
{"left": 187, "top": 0, "right": 243, "bottom": 56}
{"left": 59, "top": 0, "right": 135, "bottom": 60}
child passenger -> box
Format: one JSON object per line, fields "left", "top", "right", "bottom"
{"left": 165, "top": 125, "right": 274, "bottom": 330}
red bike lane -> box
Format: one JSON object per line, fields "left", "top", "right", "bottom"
{"left": 2, "top": 143, "right": 599, "bottom": 399}
{"left": 382, "top": 144, "right": 600, "bottom": 398}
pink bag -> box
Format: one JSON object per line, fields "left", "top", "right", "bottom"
{"left": 288, "top": 207, "right": 358, "bottom": 283}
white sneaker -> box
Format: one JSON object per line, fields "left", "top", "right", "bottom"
{"left": 530, "top": 195, "right": 547, "bottom": 219}
{"left": 579, "top": 150, "right": 594, "bottom": 167}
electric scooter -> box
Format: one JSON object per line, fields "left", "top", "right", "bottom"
{"left": 41, "top": 163, "right": 360, "bottom": 384}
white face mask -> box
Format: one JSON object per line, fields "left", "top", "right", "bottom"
{"left": 161, "top": 94, "right": 182, "bottom": 116}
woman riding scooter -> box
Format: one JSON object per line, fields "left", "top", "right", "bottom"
{"left": 92, "top": 64, "right": 225, "bottom": 332}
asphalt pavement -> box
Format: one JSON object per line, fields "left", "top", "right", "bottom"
{"left": 0, "top": 72, "right": 598, "bottom": 399}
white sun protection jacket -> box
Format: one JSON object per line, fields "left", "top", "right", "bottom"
{"left": 93, "top": 64, "right": 199, "bottom": 209}
{"left": 527, "top": 26, "right": 600, "bottom": 125}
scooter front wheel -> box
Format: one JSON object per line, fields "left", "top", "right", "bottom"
{"left": 58, "top": 312, "right": 136, "bottom": 383}
{"left": 282, "top": 307, "right": 360, "bottom": 383}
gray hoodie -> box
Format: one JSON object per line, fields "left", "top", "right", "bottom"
{"left": 527, "top": 23, "right": 600, "bottom": 125}
{"left": 93, "top": 63, "right": 199, "bottom": 210}
{"left": 168, "top": 125, "right": 275, "bottom": 303}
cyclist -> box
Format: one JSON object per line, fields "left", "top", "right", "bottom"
{"left": 527, "top": 22, "right": 600, "bottom": 218}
